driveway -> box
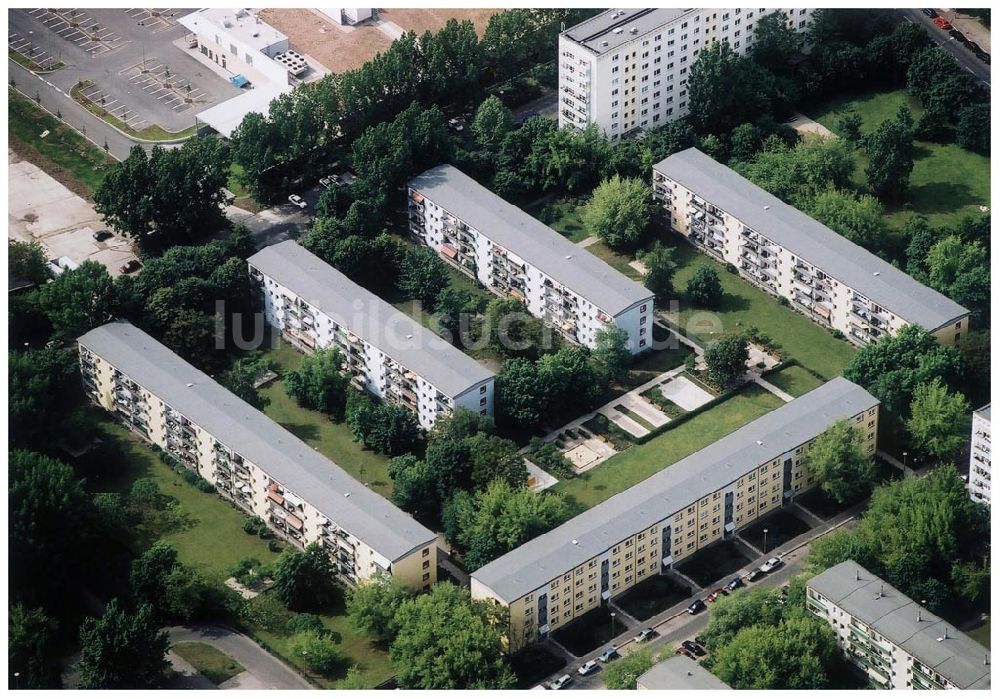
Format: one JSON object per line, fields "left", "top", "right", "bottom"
{"left": 166, "top": 625, "right": 311, "bottom": 690}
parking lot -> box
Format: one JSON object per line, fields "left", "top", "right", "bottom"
{"left": 8, "top": 31, "right": 62, "bottom": 70}
{"left": 9, "top": 8, "right": 239, "bottom": 134}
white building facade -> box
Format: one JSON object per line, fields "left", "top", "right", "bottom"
{"left": 179, "top": 8, "right": 293, "bottom": 86}
{"left": 558, "top": 8, "right": 815, "bottom": 137}
{"left": 248, "top": 241, "right": 495, "bottom": 430}
{"left": 970, "top": 404, "right": 991, "bottom": 505}
{"left": 408, "top": 165, "right": 655, "bottom": 354}
{"left": 653, "top": 148, "right": 969, "bottom": 346}
{"left": 78, "top": 322, "right": 438, "bottom": 590}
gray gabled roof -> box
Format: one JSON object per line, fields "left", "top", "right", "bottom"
{"left": 637, "top": 655, "right": 731, "bottom": 690}
{"left": 562, "top": 8, "right": 694, "bottom": 55}
{"left": 809, "top": 561, "right": 990, "bottom": 689}
{"left": 247, "top": 241, "right": 494, "bottom": 398}
{"left": 654, "top": 148, "right": 969, "bottom": 333}
{"left": 408, "top": 165, "right": 653, "bottom": 317}
{"left": 472, "top": 378, "right": 878, "bottom": 602}
{"left": 78, "top": 321, "right": 437, "bottom": 563}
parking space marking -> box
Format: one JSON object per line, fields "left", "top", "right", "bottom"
{"left": 28, "top": 8, "right": 129, "bottom": 56}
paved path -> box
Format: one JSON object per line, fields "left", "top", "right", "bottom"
{"left": 754, "top": 376, "right": 795, "bottom": 403}
{"left": 166, "top": 625, "right": 311, "bottom": 690}
{"left": 577, "top": 235, "right": 599, "bottom": 247}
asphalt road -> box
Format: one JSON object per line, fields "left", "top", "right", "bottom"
{"left": 898, "top": 9, "right": 991, "bottom": 87}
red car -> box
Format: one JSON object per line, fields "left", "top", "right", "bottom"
{"left": 675, "top": 647, "right": 696, "bottom": 659}
{"left": 706, "top": 588, "right": 728, "bottom": 603}
{"left": 932, "top": 17, "right": 952, "bottom": 30}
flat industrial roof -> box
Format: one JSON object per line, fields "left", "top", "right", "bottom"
{"left": 562, "top": 8, "right": 694, "bottom": 55}
{"left": 809, "top": 561, "right": 990, "bottom": 689}
{"left": 195, "top": 82, "right": 289, "bottom": 139}
{"left": 637, "top": 656, "right": 731, "bottom": 690}
{"left": 247, "top": 241, "right": 494, "bottom": 398}
{"left": 409, "top": 165, "right": 653, "bottom": 317}
{"left": 178, "top": 9, "right": 287, "bottom": 52}
{"left": 78, "top": 321, "right": 437, "bottom": 563}
{"left": 654, "top": 148, "right": 969, "bottom": 333}
{"left": 473, "top": 378, "right": 879, "bottom": 602}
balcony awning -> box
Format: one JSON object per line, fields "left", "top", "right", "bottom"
{"left": 267, "top": 490, "right": 284, "bottom": 506}
{"left": 601, "top": 590, "right": 611, "bottom": 600}
{"left": 285, "top": 513, "right": 304, "bottom": 531}
{"left": 724, "top": 522, "right": 735, "bottom": 533}
{"left": 812, "top": 304, "right": 832, "bottom": 319}
{"left": 410, "top": 192, "right": 424, "bottom": 203}
{"left": 440, "top": 244, "right": 458, "bottom": 260}
{"left": 662, "top": 555, "right": 674, "bottom": 566}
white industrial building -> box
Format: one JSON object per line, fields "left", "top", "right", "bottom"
{"left": 970, "top": 404, "right": 991, "bottom": 505}
{"left": 558, "top": 8, "right": 815, "bottom": 137}
{"left": 178, "top": 8, "right": 293, "bottom": 85}
{"left": 248, "top": 241, "right": 495, "bottom": 430}
{"left": 408, "top": 165, "right": 655, "bottom": 354}
{"left": 653, "top": 148, "right": 970, "bottom": 346}
{"left": 318, "top": 8, "right": 374, "bottom": 25}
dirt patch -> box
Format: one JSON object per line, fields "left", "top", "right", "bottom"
{"left": 8, "top": 136, "right": 99, "bottom": 201}
{"left": 379, "top": 8, "right": 500, "bottom": 36}
{"left": 258, "top": 8, "right": 392, "bottom": 74}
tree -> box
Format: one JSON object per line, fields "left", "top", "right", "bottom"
{"left": 346, "top": 577, "right": 416, "bottom": 642}
{"left": 728, "top": 122, "right": 764, "bottom": 163}
{"left": 700, "top": 586, "right": 786, "bottom": 652}
{"left": 495, "top": 357, "right": 544, "bottom": 429}
{"left": 471, "top": 94, "right": 513, "bottom": 151}
{"left": 390, "top": 583, "right": 515, "bottom": 689}
{"left": 9, "top": 604, "right": 61, "bottom": 689}
{"left": 272, "top": 543, "right": 338, "bottom": 612}
{"left": 685, "top": 265, "right": 724, "bottom": 308}
{"left": 432, "top": 406, "right": 495, "bottom": 441}
{"left": 10, "top": 348, "right": 78, "bottom": 450}
{"left": 740, "top": 136, "right": 855, "bottom": 206}
{"left": 906, "top": 378, "right": 971, "bottom": 460}
{"left": 38, "top": 261, "right": 117, "bottom": 341}
{"left": 603, "top": 648, "right": 654, "bottom": 689}
{"left": 925, "top": 235, "right": 985, "bottom": 289}
{"left": 842, "top": 324, "right": 964, "bottom": 417}
{"left": 808, "top": 189, "right": 885, "bottom": 251}
{"left": 434, "top": 286, "right": 481, "bottom": 343}
{"left": 752, "top": 11, "right": 802, "bottom": 73}
{"left": 284, "top": 348, "right": 350, "bottom": 420}
{"left": 92, "top": 145, "right": 155, "bottom": 241}
{"left": 581, "top": 175, "right": 653, "bottom": 250}
{"left": 288, "top": 631, "right": 343, "bottom": 675}
{"left": 643, "top": 241, "right": 677, "bottom": 305}
{"left": 483, "top": 298, "right": 550, "bottom": 360}
{"left": 804, "top": 420, "right": 877, "bottom": 504}
{"left": 442, "top": 481, "right": 567, "bottom": 570}
{"left": 387, "top": 455, "right": 440, "bottom": 522}
{"left": 77, "top": 600, "right": 169, "bottom": 689}
{"left": 9, "top": 240, "right": 50, "bottom": 286}
{"left": 129, "top": 541, "right": 181, "bottom": 611}
{"left": 863, "top": 105, "right": 914, "bottom": 202}
{"left": 957, "top": 103, "right": 989, "bottom": 155}
{"left": 710, "top": 614, "right": 839, "bottom": 689}
{"left": 836, "top": 111, "right": 864, "bottom": 145}
{"left": 466, "top": 433, "right": 528, "bottom": 490}
{"left": 704, "top": 334, "right": 748, "bottom": 390}
{"left": 397, "top": 246, "right": 449, "bottom": 307}
{"left": 592, "top": 325, "right": 632, "bottom": 382}
{"left": 688, "top": 42, "right": 777, "bottom": 135}
{"left": 352, "top": 401, "right": 422, "bottom": 456}
{"left": 221, "top": 356, "right": 271, "bottom": 410}
{"left": 537, "top": 347, "right": 604, "bottom": 419}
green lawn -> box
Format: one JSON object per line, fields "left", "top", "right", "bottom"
{"left": 765, "top": 364, "right": 824, "bottom": 398}
{"left": 8, "top": 88, "right": 112, "bottom": 194}
{"left": 967, "top": 618, "right": 991, "bottom": 649}
{"left": 666, "top": 241, "right": 856, "bottom": 380}
{"left": 810, "top": 89, "right": 991, "bottom": 230}
{"left": 258, "top": 341, "right": 393, "bottom": 497}
{"left": 171, "top": 641, "right": 245, "bottom": 685}
{"left": 587, "top": 240, "right": 645, "bottom": 280}
{"left": 523, "top": 196, "right": 591, "bottom": 243}
{"left": 554, "top": 385, "right": 784, "bottom": 510}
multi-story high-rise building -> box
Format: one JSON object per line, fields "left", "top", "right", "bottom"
{"left": 408, "top": 165, "right": 655, "bottom": 354}
{"left": 653, "top": 148, "right": 970, "bottom": 346}
{"left": 558, "top": 8, "right": 815, "bottom": 137}
{"left": 970, "top": 404, "right": 991, "bottom": 505}
{"left": 248, "top": 241, "right": 495, "bottom": 430}
{"left": 807, "top": 560, "right": 991, "bottom": 689}
{"left": 471, "top": 378, "right": 879, "bottom": 650}
{"left": 78, "top": 321, "right": 438, "bottom": 590}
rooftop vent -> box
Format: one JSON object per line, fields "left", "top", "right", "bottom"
{"left": 630, "top": 27, "right": 639, "bottom": 34}
{"left": 344, "top": 492, "right": 351, "bottom": 498}
{"left": 755, "top": 439, "right": 763, "bottom": 446}
{"left": 186, "top": 382, "right": 194, "bottom": 387}
{"left": 763, "top": 205, "right": 770, "bottom": 211}
{"left": 601, "top": 40, "right": 609, "bottom": 47}
{"left": 572, "top": 539, "right": 579, "bottom": 545}
{"left": 874, "top": 583, "right": 885, "bottom": 599}
{"left": 614, "top": 28, "right": 624, "bottom": 34}
{"left": 565, "top": 255, "right": 573, "bottom": 260}
{"left": 873, "top": 271, "right": 880, "bottom": 276}
{"left": 937, "top": 627, "right": 950, "bottom": 642}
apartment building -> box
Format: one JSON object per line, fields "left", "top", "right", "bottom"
{"left": 248, "top": 241, "right": 495, "bottom": 430}
{"left": 471, "top": 378, "right": 879, "bottom": 650}
{"left": 408, "top": 165, "right": 655, "bottom": 353}
{"left": 807, "top": 560, "right": 990, "bottom": 689}
{"left": 653, "top": 148, "right": 970, "bottom": 346}
{"left": 637, "top": 656, "right": 731, "bottom": 690}
{"left": 78, "top": 321, "right": 438, "bottom": 590}
{"left": 969, "top": 404, "right": 991, "bottom": 505}
{"left": 558, "top": 8, "right": 815, "bottom": 137}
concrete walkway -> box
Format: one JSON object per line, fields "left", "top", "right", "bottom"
{"left": 754, "top": 376, "right": 795, "bottom": 403}
{"left": 166, "top": 625, "right": 311, "bottom": 690}
{"left": 577, "top": 235, "right": 599, "bottom": 247}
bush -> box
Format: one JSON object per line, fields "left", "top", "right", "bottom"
{"left": 195, "top": 477, "right": 215, "bottom": 493}
{"left": 181, "top": 469, "right": 200, "bottom": 486}
{"left": 239, "top": 594, "right": 287, "bottom": 632}
{"left": 528, "top": 437, "right": 574, "bottom": 479}
{"left": 243, "top": 516, "right": 266, "bottom": 536}
{"left": 288, "top": 630, "right": 343, "bottom": 676}
{"left": 286, "top": 613, "right": 326, "bottom": 636}
{"left": 267, "top": 540, "right": 282, "bottom": 553}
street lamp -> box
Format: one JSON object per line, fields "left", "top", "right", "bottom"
{"left": 762, "top": 528, "right": 769, "bottom": 554}
{"left": 610, "top": 611, "right": 616, "bottom": 639}
{"left": 13, "top": 672, "right": 20, "bottom": 690}
{"left": 902, "top": 452, "right": 908, "bottom": 471}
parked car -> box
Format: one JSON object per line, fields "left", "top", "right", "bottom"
{"left": 725, "top": 576, "right": 743, "bottom": 591}
{"left": 119, "top": 260, "right": 142, "bottom": 274}
{"left": 706, "top": 588, "right": 728, "bottom": 603}
{"left": 675, "top": 647, "right": 696, "bottom": 659}
{"left": 682, "top": 640, "right": 707, "bottom": 657}
{"left": 759, "top": 557, "right": 783, "bottom": 573}
{"left": 319, "top": 176, "right": 334, "bottom": 189}
{"left": 598, "top": 647, "right": 619, "bottom": 663}
{"left": 633, "top": 628, "right": 657, "bottom": 644}
{"left": 93, "top": 230, "right": 113, "bottom": 242}
{"left": 577, "top": 660, "right": 600, "bottom": 676}
{"left": 288, "top": 194, "right": 307, "bottom": 208}
{"left": 933, "top": 16, "right": 952, "bottom": 30}
{"left": 747, "top": 569, "right": 764, "bottom": 582}
{"left": 687, "top": 599, "right": 706, "bottom": 614}
{"left": 922, "top": 8, "right": 938, "bottom": 17}
{"left": 447, "top": 117, "right": 465, "bottom": 132}
{"left": 550, "top": 674, "right": 573, "bottom": 690}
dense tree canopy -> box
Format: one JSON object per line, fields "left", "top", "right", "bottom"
{"left": 272, "top": 543, "right": 338, "bottom": 612}
{"left": 346, "top": 577, "right": 416, "bottom": 642}
{"left": 603, "top": 649, "right": 654, "bottom": 689}
{"left": 77, "top": 600, "right": 169, "bottom": 689}
{"left": 284, "top": 348, "right": 350, "bottom": 421}
{"left": 906, "top": 378, "right": 971, "bottom": 460}
{"left": 704, "top": 334, "right": 748, "bottom": 391}
{"left": 581, "top": 175, "right": 653, "bottom": 251}
{"left": 804, "top": 419, "right": 877, "bottom": 504}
